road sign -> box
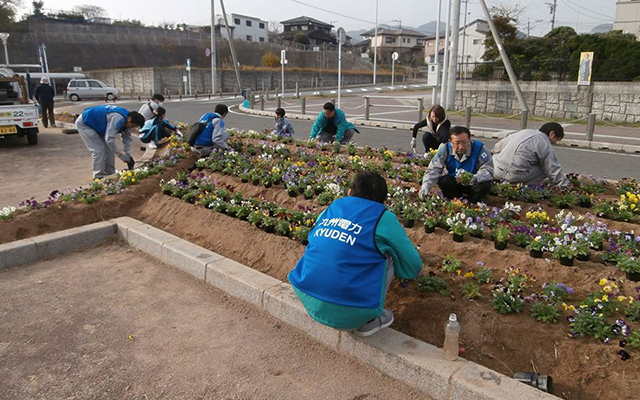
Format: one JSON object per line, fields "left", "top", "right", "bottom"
{"left": 205, "top": 47, "right": 211, "bottom": 57}
{"left": 337, "top": 27, "right": 346, "bottom": 45}
{"left": 280, "top": 49, "right": 288, "bottom": 65}
{"left": 186, "top": 58, "right": 191, "bottom": 71}
{"left": 392, "top": 52, "right": 399, "bottom": 61}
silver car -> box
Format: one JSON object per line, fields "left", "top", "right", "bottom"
{"left": 66, "top": 79, "right": 120, "bottom": 101}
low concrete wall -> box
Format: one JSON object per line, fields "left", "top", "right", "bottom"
{"left": 455, "top": 80, "right": 640, "bottom": 123}
{"left": 87, "top": 67, "right": 398, "bottom": 95}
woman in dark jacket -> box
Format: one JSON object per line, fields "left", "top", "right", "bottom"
{"left": 410, "top": 104, "right": 451, "bottom": 153}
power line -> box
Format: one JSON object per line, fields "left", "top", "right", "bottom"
{"left": 288, "top": 0, "right": 375, "bottom": 25}
{"left": 562, "top": 0, "right": 614, "bottom": 20}
{"left": 558, "top": 0, "right": 613, "bottom": 22}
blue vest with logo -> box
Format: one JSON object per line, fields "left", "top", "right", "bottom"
{"left": 81, "top": 105, "right": 130, "bottom": 136}
{"left": 194, "top": 112, "right": 222, "bottom": 147}
{"left": 288, "top": 197, "right": 387, "bottom": 309}
{"left": 445, "top": 140, "right": 484, "bottom": 177}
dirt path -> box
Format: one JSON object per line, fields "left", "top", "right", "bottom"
{"left": 0, "top": 240, "right": 430, "bottom": 400}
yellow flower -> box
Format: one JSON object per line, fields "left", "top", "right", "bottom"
{"left": 594, "top": 298, "right": 602, "bottom": 303}
{"left": 561, "top": 302, "right": 568, "bottom": 310}
{"left": 617, "top": 296, "right": 627, "bottom": 302}
{"left": 580, "top": 304, "right": 588, "bottom": 309}
{"left": 602, "top": 294, "right": 609, "bottom": 302}
{"left": 603, "top": 286, "right": 611, "bottom": 293}
{"left": 464, "top": 271, "right": 474, "bottom": 278}
{"left": 568, "top": 305, "right": 575, "bottom": 311}
{"left": 131, "top": 178, "right": 136, "bottom": 182}
{"left": 456, "top": 270, "right": 462, "bottom": 276}
{"left": 599, "top": 278, "right": 607, "bottom": 286}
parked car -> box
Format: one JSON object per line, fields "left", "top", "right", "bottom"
{"left": 66, "top": 79, "right": 119, "bottom": 101}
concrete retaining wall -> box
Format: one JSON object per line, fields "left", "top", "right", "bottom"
{"left": 455, "top": 80, "right": 640, "bottom": 123}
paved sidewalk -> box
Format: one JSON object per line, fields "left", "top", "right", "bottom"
{"left": 0, "top": 240, "right": 430, "bottom": 400}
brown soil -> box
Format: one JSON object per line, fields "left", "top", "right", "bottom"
{"left": 2, "top": 153, "right": 640, "bottom": 400}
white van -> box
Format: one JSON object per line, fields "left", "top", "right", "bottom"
{"left": 66, "top": 79, "right": 120, "bottom": 101}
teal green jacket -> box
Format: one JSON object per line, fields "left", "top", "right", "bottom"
{"left": 309, "top": 108, "right": 358, "bottom": 143}
{"left": 290, "top": 209, "right": 422, "bottom": 330}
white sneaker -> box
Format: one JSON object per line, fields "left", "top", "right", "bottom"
{"left": 148, "top": 141, "right": 158, "bottom": 149}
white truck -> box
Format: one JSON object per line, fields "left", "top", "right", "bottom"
{"left": 0, "top": 68, "right": 39, "bottom": 145}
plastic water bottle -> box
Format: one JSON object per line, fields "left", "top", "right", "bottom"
{"left": 443, "top": 313, "right": 461, "bottom": 361}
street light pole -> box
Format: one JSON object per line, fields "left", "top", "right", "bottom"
{"left": 211, "top": 0, "right": 216, "bottom": 94}
{"left": 0, "top": 33, "right": 10, "bottom": 65}
{"left": 441, "top": 0, "right": 452, "bottom": 106}
{"left": 373, "top": 0, "right": 378, "bottom": 84}
{"left": 432, "top": 0, "right": 442, "bottom": 105}
{"left": 445, "top": 0, "right": 461, "bottom": 110}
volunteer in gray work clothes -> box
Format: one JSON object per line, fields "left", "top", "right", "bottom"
{"left": 76, "top": 105, "right": 145, "bottom": 179}
{"left": 492, "top": 122, "right": 569, "bottom": 187}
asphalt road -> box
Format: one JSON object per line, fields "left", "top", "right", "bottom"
{"left": 51, "top": 96, "right": 640, "bottom": 181}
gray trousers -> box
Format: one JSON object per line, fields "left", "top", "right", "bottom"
{"left": 77, "top": 118, "right": 115, "bottom": 179}
{"left": 494, "top": 163, "right": 547, "bottom": 186}
{"left": 192, "top": 144, "right": 226, "bottom": 157}
{"left": 316, "top": 129, "right": 355, "bottom": 144}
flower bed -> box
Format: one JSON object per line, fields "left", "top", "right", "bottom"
{"left": 3, "top": 129, "right": 640, "bottom": 399}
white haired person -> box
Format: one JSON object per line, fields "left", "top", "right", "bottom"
{"left": 35, "top": 76, "right": 56, "bottom": 128}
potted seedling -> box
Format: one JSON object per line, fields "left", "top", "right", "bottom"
{"left": 303, "top": 186, "right": 315, "bottom": 200}
{"left": 526, "top": 236, "right": 546, "bottom": 259}
{"left": 422, "top": 214, "right": 437, "bottom": 234}
{"left": 618, "top": 257, "right": 640, "bottom": 281}
{"left": 287, "top": 185, "right": 299, "bottom": 198}
{"left": 552, "top": 241, "right": 577, "bottom": 266}
{"left": 448, "top": 217, "right": 469, "bottom": 242}
{"left": 347, "top": 142, "right": 357, "bottom": 156}
{"left": 576, "top": 241, "right": 591, "bottom": 262}
{"left": 402, "top": 207, "right": 420, "bottom": 228}
{"left": 577, "top": 192, "right": 593, "bottom": 208}
{"left": 455, "top": 169, "right": 474, "bottom": 186}
{"left": 261, "top": 216, "right": 276, "bottom": 234}
{"left": 492, "top": 226, "right": 510, "bottom": 250}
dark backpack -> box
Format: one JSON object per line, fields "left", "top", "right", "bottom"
{"left": 186, "top": 115, "right": 218, "bottom": 145}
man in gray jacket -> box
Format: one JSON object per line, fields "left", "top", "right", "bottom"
{"left": 419, "top": 126, "right": 494, "bottom": 203}
{"left": 492, "top": 122, "right": 569, "bottom": 187}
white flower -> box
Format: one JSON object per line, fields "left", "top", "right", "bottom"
{"left": 0, "top": 206, "right": 16, "bottom": 217}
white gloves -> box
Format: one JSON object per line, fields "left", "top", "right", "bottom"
{"left": 418, "top": 185, "right": 429, "bottom": 199}
{"left": 410, "top": 138, "right": 416, "bottom": 152}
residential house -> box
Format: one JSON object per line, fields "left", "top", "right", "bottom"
{"left": 361, "top": 27, "right": 427, "bottom": 64}
{"left": 280, "top": 16, "right": 336, "bottom": 45}
{"left": 613, "top": 0, "right": 640, "bottom": 38}
{"left": 424, "top": 19, "right": 489, "bottom": 65}
{"left": 217, "top": 13, "right": 269, "bottom": 43}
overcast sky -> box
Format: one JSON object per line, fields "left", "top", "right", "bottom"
{"left": 22, "top": 0, "right": 617, "bottom": 36}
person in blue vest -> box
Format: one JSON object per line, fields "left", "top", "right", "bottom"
{"left": 288, "top": 171, "right": 422, "bottom": 337}
{"left": 76, "top": 105, "right": 145, "bottom": 179}
{"left": 138, "top": 107, "right": 177, "bottom": 149}
{"left": 418, "top": 126, "right": 494, "bottom": 203}
{"left": 310, "top": 102, "right": 359, "bottom": 144}
{"left": 193, "top": 104, "right": 230, "bottom": 156}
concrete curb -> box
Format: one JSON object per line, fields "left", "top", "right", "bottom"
{"left": 0, "top": 221, "right": 116, "bottom": 270}
{"left": 0, "top": 218, "right": 560, "bottom": 400}
{"left": 112, "top": 218, "right": 560, "bottom": 400}
{"left": 239, "top": 104, "right": 637, "bottom": 154}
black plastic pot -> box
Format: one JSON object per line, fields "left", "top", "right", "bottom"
{"left": 494, "top": 241, "right": 507, "bottom": 250}
{"left": 559, "top": 256, "right": 574, "bottom": 266}
{"left": 470, "top": 232, "right": 483, "bottom": 239}
{"left": 514, "top": 372, "right": 553, "bottom": 394}
{"left": 452, "top": 233, "right": 464, "bottom": 242}
{"left": 315, "top": 187, "right": 324, "bottom": 195}
{"left": 577, "top": 253, "right": 591, "bottom": 262}
{"left": 303, "top": 193, "right": 314, "bottom": 200}
{"left": 626, "top": 271, "right": 640, "bottom": 281}
{"left": 403, "top": 219, "right": 416, "bottom": 228}
{"left": 264, "top": 225, "right": 275, "bottom": 234}
{"left": 288, "top": 190, "right": 298, "bottom": 198}
{"left": 252, "top": 179, "right": 260, "bottom": 186}
{"left": 424, "top": 225, "right": 436, "bottom": 234}
{"left": 529, "top": 249, "right": 543, "bottom": 258}
{"left": 579, "top": 200, "right": 592, "bottom": 208}
{"left": 301, "top": 239, "right": 309, "bottom": 246}
{"left": 591, "top": 242, "right": 603, "bottom": 251}
{"left": 264, "top": 182, "right": 272, "bottom": 189}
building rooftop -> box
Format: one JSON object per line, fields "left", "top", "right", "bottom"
{"left": 280, "top": 16, "right": 334, "bottom": 28}
{"left": 361, "top": 27, "right": 427, "bottom": 38}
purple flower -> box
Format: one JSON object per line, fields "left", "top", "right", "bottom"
{"left": 618, "top": 350, "right": 630, "bottom": 361}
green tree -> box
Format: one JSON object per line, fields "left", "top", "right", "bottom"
{"left": 293, "top": 32, "right": 310, "bottom": 45}
{"left": 32, "top": 1, "right": 44, "bottom": 17}
{"left": 0, "top": 0, "right": 21, "bottom": 30}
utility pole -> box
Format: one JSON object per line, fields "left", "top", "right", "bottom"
{"left": 210, "top": 0, "right": 216, "bottom": 94}
{"left": 547, "top": 0, "right": 558, "bottom": 30}
{"left": 373, "top": 0, "right": 378, "bottom": 84}
{"left": 220, "top": 0, "right": 242, "bottom": 91}
{"left": 431, "top": 0, "right": 442, "bottom": 105}
{"left": 460, "top": 0, "right": 469, "bottom": 78}
{"left": 441, "top": 0, "right": 452, "bottom": 106}
{"left": 445, "top": 0, "right": 461, "bottom": 110}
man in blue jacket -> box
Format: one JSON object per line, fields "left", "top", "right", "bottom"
{"left": 418, "top": 126, "right": 494, "bottom": 203}
{"left": 310, "top": 102, "right": 358, "bottom": 144}
{"left": 193, "top": 104, "right": 230, "bottom": 156}
{"left": 76, "top": 105, "right": 145, "bottom": 179}
{"left": 289, "top": 171, "right": 422, "bottom": 337}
